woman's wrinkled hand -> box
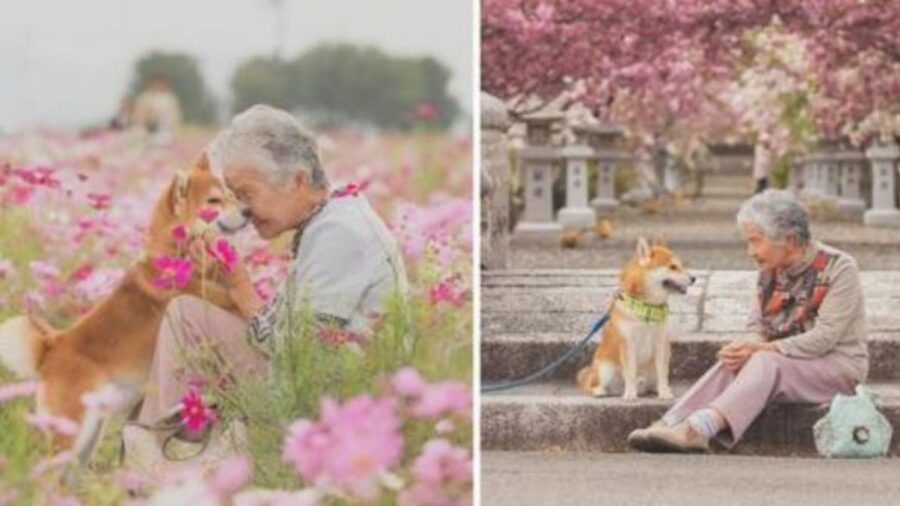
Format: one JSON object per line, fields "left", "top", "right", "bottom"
{"left": 718, "top": 340, "right": 777, "bottom": 371}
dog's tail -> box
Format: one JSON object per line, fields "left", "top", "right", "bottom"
{"left": 0, "top": 314, "right": 56, "bottom": 378}
{"left": 576, "top": 365, "right": 596, "bottom": 394}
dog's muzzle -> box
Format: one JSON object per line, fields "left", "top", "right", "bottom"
{"left": 663, "top": 279, "right": 690, "bottom": 295}
{"left": 216, "top": 207, "right": 253, "bottom": 235}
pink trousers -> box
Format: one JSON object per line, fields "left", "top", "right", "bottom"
{"left": 662, "top": 351, "right": 859, "bottom": 447}
{"left": 137, "top": 295, "right": 268, "bottom": 425}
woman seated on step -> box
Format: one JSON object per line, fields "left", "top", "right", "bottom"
{"left": 628, "top": 189, "right": 869, "bottom": 453}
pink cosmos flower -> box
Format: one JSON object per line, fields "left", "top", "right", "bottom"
{"left": 391, "top": 367, "right": 427, "bottom": 398}
{"left": 9, "top": 184, "right": 35, "bottom": 204}
{"left": 253, "top": 278, "right": 276, "bottom": 302}
{"left": 0, "top": 380, "right": 38, "bottom": 403}
{"left": 13, "top": 165, "right": 61, "bottom": 188}
{"left": 87, "top": 193, "right": 111, "bottom": 210}
{"left": 152, "top": 255, "right": 194, "bottom": 290}
{"left": 411, "top": 439, "right": 471, "bottom": 485}
{"left": 206, "top": 238, "right": 239, "bottom": 272}
{"left": 333, "top": 179, "right": 370, "bottom": 198}
{"left": 30, "top": 260, "right": 61, "bottom": 281}
{"left": 180, "top": 388, "right": 213, "bottom": 432}
{"left": 171, "top": 224, "right": 188, "bottom": 243}
{"left": 68, "top": 263, "right": 94, "bottom": 283}
{"left": 245, "top": 246, "right": 274, "bottom": 267}
{"left": 282, "top": 395, "right": 404, "bottom": 501}
{"left": 198, "top": 207, "right": 220, "bottom": 223}
{"left": 398, "top": 440, "right": 471, "bottom": 506}
{"left": 409, "top": 382, "right": 471, "bottom": 420}
{"left": 429, "top": 278, "right": 466, "bottom": 307}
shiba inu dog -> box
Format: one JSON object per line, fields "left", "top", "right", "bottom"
{"left": 0, "top": 152, "right": 241, "bottom": 461}
{"left": 577, "top": 237, "right": 695, "bottom": 401}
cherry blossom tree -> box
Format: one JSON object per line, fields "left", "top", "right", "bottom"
{"left": 482, "top": 0, "right": 900, "bottom": 144}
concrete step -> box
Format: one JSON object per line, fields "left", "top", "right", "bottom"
{"left": 508, "top": 244, "right": 900, "bottom": 271}
{"left": 481, "top": 331, "right": 900, "bottom": 383}
{"left": 480, "top": 381, "right": 900, "bottom": 456}
{"left": 481, "top": 270, "right": 900, "bottom": 381}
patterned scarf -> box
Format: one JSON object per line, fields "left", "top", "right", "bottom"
{"left": 756, "top": 244, "right": 836, "bottom": 341}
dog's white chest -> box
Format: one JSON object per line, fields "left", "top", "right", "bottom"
{"left": 616, "top": 317, "right": 666, "bottom": 364}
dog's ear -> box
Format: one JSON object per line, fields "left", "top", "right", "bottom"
{"left": 169, "top": 171, "right": 190, "bottom": 216}
{"left": 636, "top": 237, "right": 651, "bottom": 266}
{"left": 650, "top": 236, "right": 667, "bottom": 248}
{"left": 193, "top": 151, "right": 210, "bottom": 172}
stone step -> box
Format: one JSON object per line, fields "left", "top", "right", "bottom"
{"left": 482, "top": 270, "right": 900, "bottom": 381}
{"left": 480, "top": 381, "right": 900, "bottom": 456}
{"left": 701, "top": 178, "right": 754, "bottom": 199}
{"left": 481, "top": 331, "right": 900, "bottom": 383}
{"left": 514, "top": 216, "right": 894, "bottom": 248}
{"left": 508, "top": 244, "right": 900, "bottom": 271}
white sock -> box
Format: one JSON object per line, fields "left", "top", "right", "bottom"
{"left": 687, "top": 409, "right": 722, "bottom": 438}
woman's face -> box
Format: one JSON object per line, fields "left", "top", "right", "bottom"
{"left": 740, "top": 222, "right": 800, "bottom": 272}
{"left": 223, "top": 165, "right": 312, "bottom": 240}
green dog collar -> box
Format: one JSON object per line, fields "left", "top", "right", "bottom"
{"left": 617, "top": 292, "right": 669, "bottom": 325}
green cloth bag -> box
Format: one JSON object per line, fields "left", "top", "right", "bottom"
{"left": 813, "top": 385, "right": 893, "bottom": 458}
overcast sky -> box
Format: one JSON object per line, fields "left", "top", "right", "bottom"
{"left": 0, "top": 0, "right": 473, "bottom": 131}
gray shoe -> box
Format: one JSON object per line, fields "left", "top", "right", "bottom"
{"left": 644, "top": 422, "right": 710, "bottom": 453}
{"left": 627, "top": 420, "right": 668, "bottom": 453}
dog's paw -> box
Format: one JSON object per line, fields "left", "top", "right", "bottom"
{"left": 622, "top": 390, "right": 638, "bottom": 401}
{"left": 591, "top": 385, "right": 607, "bottom": 398}
{"left": 657, "top": 388, "right": 674, "bottom": 401}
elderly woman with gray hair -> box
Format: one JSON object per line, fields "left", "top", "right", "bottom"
{"left": 628, "top": 189, "right": 869, "bottom": 453}
{"left": 135, "top": 104, "right": 409, "bottom": 427}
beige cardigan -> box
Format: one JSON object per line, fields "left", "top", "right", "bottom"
{"left": 749, "top": 242, "right": 870, "bottom": 381}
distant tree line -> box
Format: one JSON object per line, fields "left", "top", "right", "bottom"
{"left": 128, "top": 44, "right": 460, "bottom": 130}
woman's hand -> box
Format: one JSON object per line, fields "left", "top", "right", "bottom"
{"left": 718, "top": 340, "right": 778, "bottom": 371}
{"left": 188, "top": 238, "right": 264, "bottom": 320}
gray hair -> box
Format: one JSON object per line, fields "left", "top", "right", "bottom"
{"left": 736, "top": 189, "right": 811, "bottom": 245}
{"left": 211, "top": 104, "right": 328, "bottom": 188}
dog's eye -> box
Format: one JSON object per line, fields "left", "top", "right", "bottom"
{"left": 207, "top": 197, "right": 223, "bottom": 205}
{"left": 669, "top": 264, "right": 678, "bottom": 270}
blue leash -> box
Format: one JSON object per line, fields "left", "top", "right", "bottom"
{"left": 480, "top": 311, "right": 610, "bottom": 393}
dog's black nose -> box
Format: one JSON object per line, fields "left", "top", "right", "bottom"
{"left": 689, "top": 275, "right": 697, "bottom": 284}
{"left": 240, "top": 207, "right": 253, "bottom": 218}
